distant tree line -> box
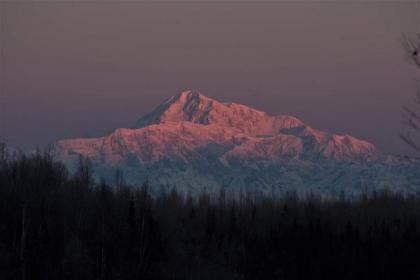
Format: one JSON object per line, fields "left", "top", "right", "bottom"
{"left": 1, "top": 148, "right": 420, "bottom": 279}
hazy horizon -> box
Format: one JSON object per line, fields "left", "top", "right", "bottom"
{"left": 1, "top": 1, "right": 420, "bottom": 155}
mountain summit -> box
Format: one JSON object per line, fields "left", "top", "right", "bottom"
{"left": 55, "top": 90, "right": 419, "bottom": 196}
{"left": 134, "top": 89, "right": 305, "bottom": 136}
{"left": 133, "top": 90, "right": 212, "bottom": 127}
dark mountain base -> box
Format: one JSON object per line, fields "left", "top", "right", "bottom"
{"left": 1, "top": 153, "right": 420, "bottom": 280}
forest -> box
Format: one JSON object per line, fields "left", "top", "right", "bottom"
{"left": 1, "top": 147, "right": 420, "bottom": 280}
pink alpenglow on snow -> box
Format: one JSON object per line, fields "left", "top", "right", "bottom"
{"left": 54, "top": 90, "right": 420, "bottom": 196}
{"left": 57, "top": 90, "right": 377, "bottom": 166}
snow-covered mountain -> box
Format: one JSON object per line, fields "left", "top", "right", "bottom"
{"left": 55, "top": 90, "right": 420, "bottom": 196}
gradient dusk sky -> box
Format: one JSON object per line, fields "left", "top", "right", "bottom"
{"left": 1, "top": 1, "right": 419, "bottom": 154}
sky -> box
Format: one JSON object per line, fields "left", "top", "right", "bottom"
{"left": 1, "top": 1, "right": 420, "bottom": 154}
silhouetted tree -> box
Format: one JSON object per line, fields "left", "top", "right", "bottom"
{"left": 0, "top": 148, "right": 420, "bottom": 279}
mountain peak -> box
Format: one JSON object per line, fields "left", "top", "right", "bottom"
{"left": 177, "top": 89, "right": 205, "bottom": 100}
{"left": 173, "top": 89, "right": 214, "bottom": 113}
{"left": 133, "top": 90, "right": 305, "bottom": 136}
{"left": 164, "top": 89, "right": 212, "bottom": 109}
{"left": 134, "top": 89, "right": 216, "bottom": 128}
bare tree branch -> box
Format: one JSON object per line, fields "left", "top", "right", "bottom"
{"left": 401, "top": 34, "right": 420, "bottom": 152}
{"left": 402, "top": 33, "right": 420, "bottom": 68}
{"left": 400, "top": 132, "right": 420, "bottom": 152}
{"left": 402, "top": 106, "right": 420, "bottom": 123}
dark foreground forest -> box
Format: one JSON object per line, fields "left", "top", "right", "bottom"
{"left": 1, "top": 151, "right": 420, "bottom": 280}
